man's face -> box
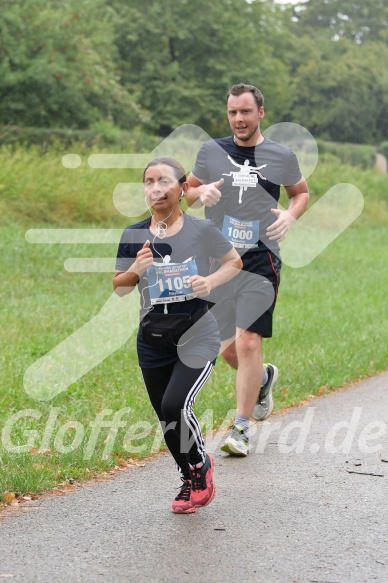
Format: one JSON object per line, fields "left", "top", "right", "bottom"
{"left": 227, "top": 92, "right": 264, "bottom": 145}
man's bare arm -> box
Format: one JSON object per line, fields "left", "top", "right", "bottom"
{"left": 284, "top": 177, "right": 309, "bottom": 220}
{"left": 185, "top": 173, "right": 224, "bottom": 208}
{"left": 266, "top": 177, "right": 309, "bottom": 242}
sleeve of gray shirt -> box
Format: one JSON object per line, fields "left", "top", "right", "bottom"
{"left": 282, "top": 148, "right": 303, "bottom": 186}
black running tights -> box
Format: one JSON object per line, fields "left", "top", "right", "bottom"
{"left": 141, "top": 359, "right": 214, "bottom": 479}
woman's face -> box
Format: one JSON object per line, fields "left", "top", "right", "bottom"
{"left": 143, "top": 164, "right": 182, "bottom": 212}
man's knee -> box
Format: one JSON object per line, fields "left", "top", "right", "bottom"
{"left": 236, "top": 329, "right": 262, "bottom": 356}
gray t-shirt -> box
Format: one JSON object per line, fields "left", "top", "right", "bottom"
{"left": 192, "top": 136, "right": 302, "bottom": 255}
{"left": 115, "top": 213, "right": 233, "bottom": 368}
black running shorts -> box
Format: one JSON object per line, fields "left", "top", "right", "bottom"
{"left": 209, "top": 249, "right": 281, "bottom": 340}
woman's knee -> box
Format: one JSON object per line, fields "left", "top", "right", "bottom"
{"left": 161, "top": 395, "right": 185, "bottom": 424}
{"left": 221, "top": 341, "right": 237, "bottom": 365}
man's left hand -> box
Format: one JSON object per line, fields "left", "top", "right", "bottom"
{"left": 266, "top": 209, "right": 296, "bottom": 242}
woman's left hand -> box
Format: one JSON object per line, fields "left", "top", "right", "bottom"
{"left": 190, "top": 275, "right": 212, "bottom": 298}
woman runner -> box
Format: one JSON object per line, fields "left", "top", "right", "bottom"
{"left": 113, "top": 156, "right": 242, "bottom": 513}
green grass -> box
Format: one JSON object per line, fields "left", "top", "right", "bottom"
{"left": 0, "top": 144, "right": 387, "bottom": 499}
{"left": 272, "top": 224, "right": 388, "bottom": 407}
{"left": 0, "top": 145, "right": 145, "bottom": 226}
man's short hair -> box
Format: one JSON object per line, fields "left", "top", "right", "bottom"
{"left": 226, "top": 83, "right": 264, "bottom": 110}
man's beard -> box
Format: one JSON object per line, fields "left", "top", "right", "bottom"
{"left": 234, "top": 128, "right": 257, "bottom": 142}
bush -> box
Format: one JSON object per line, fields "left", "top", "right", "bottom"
{"left": 379, "top": 141, "right": 388, "bottom": 160}
{"left": 0, "top": 126, "right": 160, "bottom": 153}
{"left": 317, "top": 140, "right": 377, "bottom": 169}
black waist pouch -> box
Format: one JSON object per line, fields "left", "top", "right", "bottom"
{"left": 140, "top": 308, "right": 207, "bottom": 349}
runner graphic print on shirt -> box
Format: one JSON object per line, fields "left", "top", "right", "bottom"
{"left": 222, "top": 156, "right": 268, "bottom": 204}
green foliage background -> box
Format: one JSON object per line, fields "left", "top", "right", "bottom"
{"left": 1, "top": 0, "right": 387, "bottom": 144}
{"left": 0, "top": 0, "right": 387, "bottom": 497}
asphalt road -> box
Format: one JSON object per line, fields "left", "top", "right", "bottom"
{"left": 1, "top": 372, "right": 387, "bottom": 583}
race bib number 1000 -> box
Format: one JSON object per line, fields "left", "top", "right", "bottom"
{"left": 147, "top": 259, "right": 198, "bottom": 304}
{"left": 222, "top": 215, "right": 259, "bottom": 249}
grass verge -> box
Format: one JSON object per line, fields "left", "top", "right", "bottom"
{"left": 0, "top": 145, "right": 387, "bottom": 501}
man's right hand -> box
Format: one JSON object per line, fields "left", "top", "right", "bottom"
{"left": 198, "top": 178, "right": 224, "bottom": 207}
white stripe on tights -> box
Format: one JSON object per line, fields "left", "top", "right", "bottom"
{"left": 183, "top": 361, "right": 214, "bottom": 462}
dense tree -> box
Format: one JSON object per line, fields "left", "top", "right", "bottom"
{"left": 285, "top": 0, "right": 388, "bottom": 143}
{"left": 113, "top": 0, "right": 292, "bottom": 136}
{"left": 0, "top": 0, "right": 386, "bottom": 144}
{"left": 291, "top": 0, "right": 388, "bottom": 44}
{"left": 291, "top": 39, "right": 388, "bottom": 143}
{"left": 0, "top": 0, "right": 140, "bottom": 128}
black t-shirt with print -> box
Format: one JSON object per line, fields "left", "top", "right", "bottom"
{"left": 191, "top": 136, "right": 302, "bottom": 255}
{"left": 115, "top": 213, "right": 233, "bottom": 368}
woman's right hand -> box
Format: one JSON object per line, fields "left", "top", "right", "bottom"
{"left": 132, "top": 240, "right": 154, "bottom": 276}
